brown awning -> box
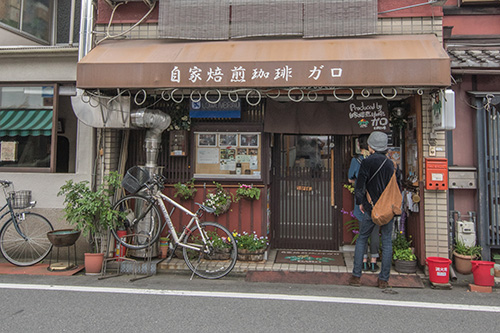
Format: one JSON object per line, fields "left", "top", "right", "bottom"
{"left": 77, "top": 35, "right": 450, "bottom": 89}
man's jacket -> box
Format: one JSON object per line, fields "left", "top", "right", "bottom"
{"left": 354, "top": 151, "right": 398, "bottom": 215}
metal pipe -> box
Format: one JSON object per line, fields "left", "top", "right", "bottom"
{"left": 69, "top": 0, "right": 76, "bottom": 46}
{"left": 131, "top": 108, "right": 171, "bottom": 169}
{"left": 79, "top": 0, "right": 94, "bottom": 60}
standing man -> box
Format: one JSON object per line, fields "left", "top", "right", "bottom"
{"left": 348, "top": 134, "right": 380, "bottom": 272}
{"left": 349, "top": 131, "right": 397, "bottom": 289}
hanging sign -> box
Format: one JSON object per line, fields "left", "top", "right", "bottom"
{"left": 190, "top": 97, "right": 241, "bottom": 118}
{"left": 346, "top": 99, "right": 390, "bottom": 133}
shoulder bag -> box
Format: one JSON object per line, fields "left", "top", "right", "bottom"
{"left": 366, "top": 158, "right": 402, "bottom": 226}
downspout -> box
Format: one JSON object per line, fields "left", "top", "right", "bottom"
{"left": 78, "top": 0, "right": 93, "bottom": 61}
{"left": 69, "top": 0, "right": 76, "bottom": 46}
{"left": 131, "top": 108, "right": 171, "bottom": 172}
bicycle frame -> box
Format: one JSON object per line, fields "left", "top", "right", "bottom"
{"left": 154, "top": 191, "right": 208, "bottom": 253}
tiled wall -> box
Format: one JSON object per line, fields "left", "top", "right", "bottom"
{"left": 422, "top": 96, "right": 449, "bottom": 258}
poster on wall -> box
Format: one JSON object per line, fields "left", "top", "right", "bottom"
{"left": 0, "top": 141, "right": 18, "bottom": 162}
{"left": 197, "top": 148, "right": 219, "bottom": 164}
{"left": 220, "top": 148, "right": 236, "bottom": 171}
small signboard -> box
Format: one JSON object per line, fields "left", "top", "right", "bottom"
{"left": 190, "top": 97, "right": 241, "bottom": 118}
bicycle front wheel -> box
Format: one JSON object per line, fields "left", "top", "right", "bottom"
{"left": 183, "top": 222, "right": 237, "bottom": 279}
{"left": 111, "top": 194, "right": 162, "bottom": 250}
{"left": 0, "top": 212, "right": 53, "bottom": 266}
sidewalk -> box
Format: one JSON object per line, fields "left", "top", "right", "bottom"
{"left": 158, "top": 248, "right": 429, "bottom": 288}
{"left": 1, "top": 249, "right": 497, "bottom": 289}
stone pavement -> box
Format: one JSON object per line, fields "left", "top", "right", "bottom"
{"left": 157, "top": 248, "right": 428, "bottom": 287}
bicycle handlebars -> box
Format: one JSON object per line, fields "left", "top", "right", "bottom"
{"left": 0, "top": 180, "right": 12, "bottom": 187}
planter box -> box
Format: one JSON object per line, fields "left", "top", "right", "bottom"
{"left": 237, "top": 248, "right": 267, "bottom": 261}
{"left": 394, "top": 259, "right": 417, "bottom": 274}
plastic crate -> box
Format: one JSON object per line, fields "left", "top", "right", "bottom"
{"left": 8, "top": 190, "right": 32, "bottom": 209}
{"left": 122, "top": 166, "right": 150, "bottom": 193}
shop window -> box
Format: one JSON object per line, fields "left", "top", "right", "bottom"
{"left": 0, "top": 0, "right": 53, "bottom": 43}
{"left": 0, "top": 85, "right": 75, "bottom": 172}
{"left": 194, "top": 132, "right": 262, "bottom": 180}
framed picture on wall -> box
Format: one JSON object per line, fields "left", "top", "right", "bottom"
{"left": 240, "top": 133, "right": 259, "bottom": 147}
{"left": 219, "top": 133, "right": 237, "bottom": 147}
{"left": 198, "top": 133, "right": 217, "bottom": 147}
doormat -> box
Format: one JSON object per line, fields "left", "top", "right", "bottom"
{"left": 275, "top": 250, "right": 345, "bottom": 266}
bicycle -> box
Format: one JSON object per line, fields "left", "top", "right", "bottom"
{"left": 110, "top": 167, "right": 237, "bottom": 279}
{"left": 0, "top": 180, "right": 53, "bottom": 266}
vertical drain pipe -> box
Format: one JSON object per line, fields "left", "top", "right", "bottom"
{"left": 129, "top": 108, "right": 170, "bottom": 258}
{"left": 130, "top": 108, "right": 171, "bottom": 174}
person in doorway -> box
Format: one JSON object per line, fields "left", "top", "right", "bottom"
{"left": 348, "top": 134, "right": 380, "bottom": 273}
{"left": 349, "top": 131, "right": 399, "bottom": 289}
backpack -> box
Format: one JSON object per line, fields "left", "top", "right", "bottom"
{"left": 366, "top": 159, "right": 402, "bottom": 226}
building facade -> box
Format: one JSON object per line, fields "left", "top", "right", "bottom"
{"left": 71, "top": 0, "right": 455, "bottom": 265}
{"left": 444, "top": 0, "right": 500, "bottom": 260}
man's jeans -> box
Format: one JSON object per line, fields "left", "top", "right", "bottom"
{"left": 352, "top": 215, "right": 394, "bottom": 281}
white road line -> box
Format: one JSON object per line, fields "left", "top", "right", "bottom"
{"left": 0, "top": 283, "right": 499, "bottom": 313}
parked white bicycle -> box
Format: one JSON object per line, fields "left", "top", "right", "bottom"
{"left": 110, "top": 167, "right": 237, "bottom": 279}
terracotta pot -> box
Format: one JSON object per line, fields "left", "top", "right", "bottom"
{"left": 453, "top": 251, "right": 477, "bottom": 275}
{"left": 394, "top": 259, "right": 417, "bottom": 274}
{"left": 84, "top": 253, "right": 105, "bottom": 275}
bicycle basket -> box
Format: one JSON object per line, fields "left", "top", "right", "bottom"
{"left": 122, "top": 166, "right": 151, "bottom": 193}
{"left": 8, "top": 190, "right": 32, "bottom": 209}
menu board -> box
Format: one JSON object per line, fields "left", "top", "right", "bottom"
{"left": 194, "top": 132, "right": 261, "bottom": 179}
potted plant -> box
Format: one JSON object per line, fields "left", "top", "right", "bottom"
{"left": 233, "top": 231, "right": 269, "bottom": 261}
{"left": 235, "top": 184, "right": 261, "bottom": 201}
{"left": 173, "top": 178, "right": 197, "bottom": 200}
{"left": 58, "top": 171, "right": 124, "bottom": 274}
{"left": 393, "top": 247, "right": 417, "bottom": 273}
{"left": 203, "top": 182, "right": 232, "bottom": 216}
{"left": 453, "top": 240, "right": 482, "bottom": 275}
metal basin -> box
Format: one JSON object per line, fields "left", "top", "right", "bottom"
{"left": 47, "top": 229, "right": 81, "bottom": 247}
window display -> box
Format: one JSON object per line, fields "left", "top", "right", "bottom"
{"left": 194, "top": 132, "right": 262, "bottom": 179}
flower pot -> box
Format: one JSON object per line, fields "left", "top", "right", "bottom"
{"left": 453, "top": 251, "right": 477, "bottom": 275}
{"left": 394, "top": 259, "right": 417, "bottom": 274}
{"left": 84, "top": 252, "right": 105, "bottom": 275}
{"left": 237, "top": 248, "right": 267, "bottom": 261}
{"left": 210, "top": 248, "right": 231, "bottom": 260}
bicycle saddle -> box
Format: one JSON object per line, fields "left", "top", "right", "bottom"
{"left": 196, "top": 203, "right": 216, "bottom": 214}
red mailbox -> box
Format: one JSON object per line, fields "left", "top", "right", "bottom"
{"left": 425, "top": 158, "right": 448, "bottom": 190}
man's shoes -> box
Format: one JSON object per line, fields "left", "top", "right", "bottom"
{"left": 349, "top": 276, "right": 361, "bottom": 287}
{"left": 377, "top": 278, "right": 388, "bottom": 289}
{"left": 370, "top": 263, "right": 380, "bottom": 272}
{"left": 362, "top": 262, "right": 369, "bottom": 271}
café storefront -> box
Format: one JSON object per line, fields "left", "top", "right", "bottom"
{"left": 75, "top": 34, "right": 450, "bottom": 255}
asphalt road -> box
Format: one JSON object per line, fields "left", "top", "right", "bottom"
{"left": 0, "top": 272, "right": 498, "bottom": 333}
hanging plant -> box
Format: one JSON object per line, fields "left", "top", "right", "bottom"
{"left": 173, "top": 179, "right": 197, "bottom": 200}
{"left": 165, "top": 101, "right": 191, "bottom": 131}
{"left": 203, "top": 182, "right": 232, "bottom": 216}
{"left": 235, "top": 184, "right": 261, "bottom": 201}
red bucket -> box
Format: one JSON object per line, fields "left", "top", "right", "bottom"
{"left": 426, "top": 257, "right": 452, "bottom": 284}
{"left": 471, "top": 261, "right": 495, "bottom": 286}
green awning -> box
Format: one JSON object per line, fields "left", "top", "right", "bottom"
{"left": 0, "top": 110, "right": 53, "bottom": 137}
